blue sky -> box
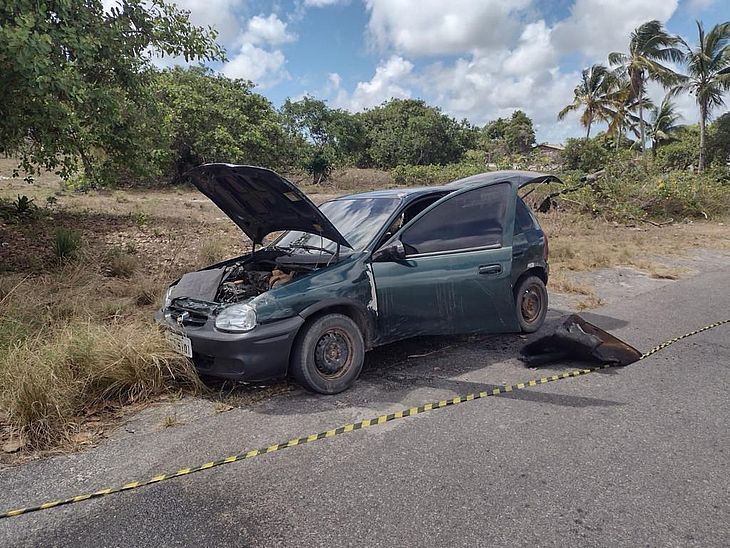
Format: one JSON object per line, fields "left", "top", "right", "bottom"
{"left": 146, "top": 0, "right": 729, "bottom": 143}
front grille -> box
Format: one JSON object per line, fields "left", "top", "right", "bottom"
{"left": 165, "top": 308, "right": 208, "bottom": 327}
{"left": 167, "top": 298, "right": 218, "bottom": 327}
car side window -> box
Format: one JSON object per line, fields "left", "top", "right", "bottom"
{"left": 375, "top": 194, "right": 445, "bottom": 250}
{"left": 400, "top": 183, "right": 510, "bottom": 255}
{"left": 514, "top": 197, "right": 536, "bottom": 234}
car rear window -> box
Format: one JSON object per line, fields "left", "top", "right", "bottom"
{"left": 515, "top": 198, "right": 537, "bottom": 233}
{"left": 401, "top": 183, "right": 510, "bottom": 255}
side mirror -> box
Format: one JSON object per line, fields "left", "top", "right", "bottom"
{"left": 372, "top": 240, "right": 406, "bottom": 262}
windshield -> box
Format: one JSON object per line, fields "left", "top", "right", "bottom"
{"left": 275, "top": 197, "right": 400, "bottom": 252}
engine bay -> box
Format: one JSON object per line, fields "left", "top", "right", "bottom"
{"left": 215, "top": 248, "right": 335, "bottom": 304}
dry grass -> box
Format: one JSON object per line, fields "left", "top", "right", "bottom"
{"left": 575, "top": 295, "right": 606, "bottom": 310}
{"left": 538, "top": 210, "right": 730, "bottom": 307}
{"left": 196, "top": 238, "right": 229, "bottom": 268}
{"left": 106, "top": 248, "right": 138, "bottom": 278}
{"left": 161, "top": 414, "right": 181, "bottom": 428}
{"left": 0, "top": 262, "right": 203, "bottom": 450}
{"left": 549, "top": 271, "right": 594, "bottom": 296}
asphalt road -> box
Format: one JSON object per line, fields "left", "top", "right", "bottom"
{"left": 1, "top": 260, "right": 729, "bottom": 547}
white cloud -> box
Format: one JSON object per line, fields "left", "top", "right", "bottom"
{"left": 155, "top": 0, "right": 246, "bottom": 46}
{"left": 223, "top": 44, "right": 288, "bottom": 87}
{"left": 419, "top": 51, "right": 579, "bottom": 142}
{"left": 365, "top": 0, "right": 531, "bottom": 56}
{"left": 223, "top": 13, "right": 296, "bottom": 88}
{"left": 646, "top": 79, "right": 697, "bottom": 125}
{"left": 551, "top": 0, "right": 679, "bottom": 58}
{"left": 323, "top": 72, "right": 343, "bottom": 95}
{"left": 241, "top": 14, "right": 296, "bottom": 46}
{"left": 503, "top": 20, "right": 557, "bottom": 76}
{"left": 328, "top": 73, "right": 342, "bottom": 89}
{"left": 332, "top": 56, "right": 414, "bottom": 110}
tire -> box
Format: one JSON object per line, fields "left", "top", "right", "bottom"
{"left": 514, "top": 275, "right": 548, "bottom": 333}
{"left": 290, "top": 313, "right": 365, "bottom": 394}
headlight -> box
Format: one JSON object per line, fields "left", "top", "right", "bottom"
{"left": 163, "top": 287, "right": 174, "bottom": 308}
{"left": 215, "top": 304, "right": 256, "bottom": 332}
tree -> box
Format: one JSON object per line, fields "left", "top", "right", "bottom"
{"left": 561, "top": 137, "right": 613, "bottom": 172}
{"left": 609, "top": 20, "right": 684, "bottom": 153}
{"left": 654, "top": 125, "right": 700, "bottom": 170}
{"left": 673, "top": 21, "right": 730, "bottom": 171}
{"left": 648, "top": 95, "right": 681, "bottom": 155}
{"left": 481, "top": 110, "right": 536, "bottom": 156}
{"left": 558, "top": 64, "right": 617, "bottom": 139}
{"left": 504, "top": 110, "right": 536, "bottom": 153}
{"left": 708, "top": 112, "right": 730, "bottom": 166}
{"left": 281, "top": 96, "right": 366, "bottom": 179}
{"left": 151, "top": 67, "right": 292, "bottom": 183}
{"left": 358, "top": 99, "right": 469, "bottom": 168}
{"left": 603, "top": 76, "right": 650, "bottom": 150}
{"left": 0, "top": 0, "right": 224, "bottom": 183}
{"left": 484, "top": 118, "right": 509, "bottom": 140}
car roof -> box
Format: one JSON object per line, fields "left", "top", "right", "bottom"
{"left": 331, "top": 170, "right": 562, "bottom": 202}
{"left": 448, "top": 170, "right": 561, "bottom": 188}
{"left": 331, "top": 186, "right": 452, "bottom": 201}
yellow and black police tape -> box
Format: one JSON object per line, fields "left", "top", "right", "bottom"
{"left": 2, "top": 318, "right": 728, "bottom": 520}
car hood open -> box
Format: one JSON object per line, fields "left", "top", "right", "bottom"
{"left": 187, "top": 164, "right": 351, "bottom": 247}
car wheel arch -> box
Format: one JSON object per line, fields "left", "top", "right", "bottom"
{"left": 297, "top": 299, "right": 374, "bottom": 350}
{"left": 514, "top": 266, "right": 548, "bottom": 293}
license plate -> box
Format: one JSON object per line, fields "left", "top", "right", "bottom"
{"left": 164, "top": 330, "right": 193, "bottom": 358}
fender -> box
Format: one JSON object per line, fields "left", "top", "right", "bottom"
{"left": 298, "top": 298, "right": 377, "bottom": 348}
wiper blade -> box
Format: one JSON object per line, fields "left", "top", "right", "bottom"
{"left": 287, "top": 244, "right": 336, "bottom": 255}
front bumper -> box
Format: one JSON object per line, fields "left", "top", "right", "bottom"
{"left": 155, "top": 309, "right": 304, "bottom": 382}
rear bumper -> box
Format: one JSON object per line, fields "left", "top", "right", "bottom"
{"left": 155, "top": 310, "right": 304, "bottom": 381}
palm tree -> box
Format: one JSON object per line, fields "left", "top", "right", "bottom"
{"left": 609, "top": 20, "right": 684, "bottom": 153}
{"left": 674, "top": 21, "right": 730, "bottom": 170}
{"left": 600, "top": 75, "right": 644, "bottom": 150}
{"left": 558, "top": 64, "right": 617, "bottom": 139}
{"left": 648, "top": 95, "right": 681, "bottom": 155}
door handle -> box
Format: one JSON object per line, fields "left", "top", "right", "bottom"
{"left": 478, "top": 264, "right": 502, "bottom": 275}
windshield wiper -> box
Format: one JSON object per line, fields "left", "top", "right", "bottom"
{"left": 287, "top": 244, "right": 336, "bottom": 255}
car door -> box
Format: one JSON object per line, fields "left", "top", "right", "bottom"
{"left": 370, "top": 183, "right": 520, "bottom": 343}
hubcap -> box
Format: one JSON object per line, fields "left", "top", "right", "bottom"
{"left": 521, "top": 286, "right": 542, "bottom": 323}
{"left": 314, "top": 329, "right": 353, "bottom": 378}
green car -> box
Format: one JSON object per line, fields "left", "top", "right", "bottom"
{"left": 156, "top": 164, "right": 555, "bottom": 394}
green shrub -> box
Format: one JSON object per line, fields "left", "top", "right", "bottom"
{"left": 305, "top": 148, "right": 335, "bottom": 184}
{"left": 13, "top": 194, "right": 35, "bottom": 216}
{"left": 654, "top": 125, "right": 700, "bottom": 171}
{"left": 134, "top": 211, "right": 148, "bottom": 226}
{"left": 561, "top": 138, "right": 614, "bottom": 173}
{"left": 52, "top": 228, "right": 82, "bottom": 260}
{"left": 561, "top": 158, "right": 730, "bottom": 221}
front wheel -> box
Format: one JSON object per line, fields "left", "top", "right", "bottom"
{"left": 290, "top": 314, "right": 365, "bottom": 394}
{"left": 514, "top": 276, "right": 548, "bottom": 333}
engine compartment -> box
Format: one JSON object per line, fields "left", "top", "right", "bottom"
{"left": 214, "top": 248, "right": 333, "bottom": 304}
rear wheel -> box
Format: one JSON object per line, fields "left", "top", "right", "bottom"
{"left": 290, "top": 313, "right": 365, "bottom": 394}
{"left": 515, "top": 275, "right": 548, "bottom": 333}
